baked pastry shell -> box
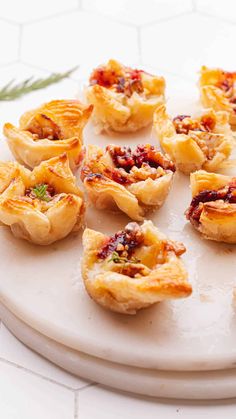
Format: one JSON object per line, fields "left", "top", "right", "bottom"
{"left": 188, "top": 170, "right": 236, "bottom": 243}
{"left": 0, "top": 154, "right": 84, "bottom": 245}
{"left": 199, "top": 66, "right": 236, "bottom": 126}
{"left": 82, "top": 144, "right": 174, "bottom": 221}
{"left": 81, "top": 220, "right": 192, "bottom": 314}
{"left": 153, "top": 104, "right": 233, "bottom": 174}
{"left": 4, "top": 100, "right": 93, "bottom": 170}
{"left": 86, "top": 59, "right": 165, "bottom": 133}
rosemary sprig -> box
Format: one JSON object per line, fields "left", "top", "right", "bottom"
{"left": 108, "top": 251, "right": 140, "bottom": 264}
{"left": 31, "top": 184, "right": 51, "bottom": 202}
{"left": 0, "top": 66, "right": 78, "bottom": 101}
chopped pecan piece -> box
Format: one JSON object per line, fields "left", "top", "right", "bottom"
{"left": 173, "top": 114, "right": 216, "bottom": 135}
{"left": 97, "top": 222, "right": 144, "bottom": 260}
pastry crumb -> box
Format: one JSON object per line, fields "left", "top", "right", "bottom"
{"left": 232, "top": 288, "right": 236, "bottom": 306}
{"left": 199, "top": 293, "right": 212, "bottom": 303}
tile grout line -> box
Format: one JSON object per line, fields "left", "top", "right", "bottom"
{"left": 139, "top": 10, "right": 194, "bottom": 29}
{"left": 0, "top": 60, "right": 19, "bottom": 70}
{"left": 74, "top": 391, "right": 79, "bottom": 419}
{"left": 18, "top": 60, "right": 52, "bottom": 74}
{"left": 136, "top": 26, "right": 143, "bottom": 65}
{"left": 17, "top": 24, "right": 23, "bottom": 61}
{"left": 0, "top": 16, "right": 20, "bottom": 26}
{"left": 78, "top": 6, "right": 138, "bottom": 28}
{"left": 79, "top": 6, "right": 196, "bottom": 29}
{"left": 73, "top": 384, "right": 100, "bottom": 419}
{"left": 21, "top": 7, "right": 81, "bottom": 26}
{"left": 76, "top": 382, "right": 98, "bottom": 393}
{"left": 192, "top": 0, "right": 197, "bottom": 12}
{"left": 0, "top": 356, "right": 76, "bottom": 391}
{"left": 197, "top": 10, "right": 236, "bottom": 27}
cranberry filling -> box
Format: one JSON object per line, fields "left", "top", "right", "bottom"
{"left": 104, "top": 167, "right": 131, "bottom": 185}
{"left": 82, "top": 145, "right": 175, "bottom": 187}
{"left": 107, "top": 144, "right": 176, "bottom": 175}
{"left": 89, "top": 66, "right": 144, "bottom": 97}
{"left": 216, "top": 71, "right": 235, "bottom": 93}
{"left": 186, "top": 183, "right": 236, "bottom": 224}
{"left": 89, "top": 68, "right": 117, "bottom": 88}
{"left": 219, "top": 78, "right": 233, "bottom": 92}
{"left": 173, "top": 115, "right": 190, "bottom": 122}
{"left": 97, "top": 223, "right": 144, "bottom": 260}
{"left": 229, "top": 96, "right": 236, "bottom": 105}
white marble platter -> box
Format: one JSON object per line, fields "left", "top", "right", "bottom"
{"left": 0, "top": 81, "right": 236, "bottom": 398}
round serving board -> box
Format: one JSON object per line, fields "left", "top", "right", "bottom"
{"left": 0, "top": 81, "right": 236, "bottom": 399}
{"left": 2, "top": 302, "right": 236, "bottom": 400}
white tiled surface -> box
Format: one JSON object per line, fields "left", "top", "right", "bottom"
{"left": 78, "top": 386, "right": 236, "bottom": 419}
{"left": 196, "top": 0, "right": 236, "bottom": 22}
{"left": 82, "top": 0, "right": 193, "bottom": 25}
{"left": 0, "top": 0, "right": 79, "bottom": 23}
{"left": 21, "top": 11, "right": 139, "bottom": 75}
{"left": 0, "top": 324, "right": 89, "bottom": 390}
{"left": 141, "top": 13, "right": 236, "bottom": 80}
{"left": 0, "top": 20, "right": 19, "bottom": 64}
{"left": 1, "top": 0, "right": 236, "bottom": 417}
{"left": 0, "top": 360, "right": 74, "bottom": 419}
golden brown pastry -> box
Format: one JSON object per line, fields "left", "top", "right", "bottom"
{"left": 81, "top": 143, "right": 175, "bottom": 221}
{"left": 199, "top": 66, "right": 236, "bottom": 126}
{"left": 0, "top": 161, "right": 29, "bottom": 194}
{"left": 82, "top": 220, "right": 192, "bottom": 314}
{"left": 3, "top": 99, "right": 93, "bottom": 170}
{"left": 0, "top": 154, "right": 84, "bottom": 245}
{"left": 86, "top": 59, "right": 165, "bottom": 132}
{"left": 185, "top": 170, "right": 236, "bottom": 243}
{"left": 153, "top": 105, "right": 233, "bottom": 174}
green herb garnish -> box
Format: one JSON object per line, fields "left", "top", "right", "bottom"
{"left": 0, "top": 66, "right": 78, "bottom": 101}
{"left": 31, "top": 184, "right": 51, "bottom": 202}
{"left": 108, "top": 251, "right": 140, "bottom": 264}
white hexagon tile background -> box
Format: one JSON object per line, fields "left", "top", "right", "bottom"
{"left": 1, "top": 0, "right": 236, "bottom": 418}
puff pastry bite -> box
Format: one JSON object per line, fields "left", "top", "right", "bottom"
{"left": 185, "top": 170, "right": 236, "bottom": 243}
{"left": 199, "top": 66, "right": 236, "bottom": 126}
{"left": 0, "top": 161, "right": 29, "bottom": 194}
{"left": 81, "top": 143, "right": 175, "bottom": 221}
{"left": 3, "top": 99, "right": 93, "bottom": 170}
{"left": 82, "top": 220, "right": 191, "bottom": 314}
{"left": 86, "top": 59, "right": 165, "bottom": 132}
{"left": 153, "top": 105, "right": 233, "bottom": 174}
{"left": 0, "top": 154, "right": 84, "bottom": 245}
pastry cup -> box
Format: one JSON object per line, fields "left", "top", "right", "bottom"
{"left": 86, "top": 59, "right": 165, "bottom": 133}
{"left": 4, "top": 99, "right": 93, "bottom": 170}
{"left": 0, "top": 161, "right": 30, "bottom": 194}
{"left": 0, "top": 154, "right": 84, "bottom": 245}
{"left": 185, "top": 170, "right": 236, "bottom": 243}
{"left": 199, "top": 66, "right": 236, "bottom": 126}
{"left": 82, "top": 220, "right": 192, "bottom": 314}
{"left": 153, "top": 104, "right": 233, "bottom": 174}
{"left": 81, "top": 143, "right": 175, "bottom": 221}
